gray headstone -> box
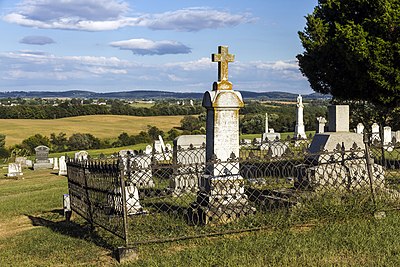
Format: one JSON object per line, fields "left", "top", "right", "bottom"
{"left": 328, "top": 105, "right": 349, "bottom": 132}
{"left": 33, "top": 145, "right": 53, "bottom": 170}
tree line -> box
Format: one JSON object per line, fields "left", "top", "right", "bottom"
{"left": 0, "top": 101, "right": 204, "bottom": 119}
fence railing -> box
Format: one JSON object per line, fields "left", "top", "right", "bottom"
{"left": 66, "top": 135, "right": 400, "bottom": 250}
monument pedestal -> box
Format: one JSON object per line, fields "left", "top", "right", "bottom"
{"left": 192, "top": 174, "right": 255, "bottom": 224}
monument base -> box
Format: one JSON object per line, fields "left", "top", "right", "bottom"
{"left": 189, "top": 174, "right": 256, "bottom": 224}
{"left": 33, "top": 162, "right": 53, "bottom": 170}
{"left": 262, "top": 133, "right": 281, "bottom": 142}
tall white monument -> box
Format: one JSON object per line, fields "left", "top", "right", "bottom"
{"left": 294, "top": 95, "right": 307, "bottom": 139}
{"left": 194, "top": 46, "right": 254, "bottom": 224}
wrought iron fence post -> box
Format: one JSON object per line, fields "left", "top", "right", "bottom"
{"left": 118, "top": 156, "right": 130, "bottom": 247}
{"left": 363, "top": 132, "right": 377, "bottom": 209}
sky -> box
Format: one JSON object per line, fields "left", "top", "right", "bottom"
{"left": 0, "top": 0, "right": 318, "bottom": 94}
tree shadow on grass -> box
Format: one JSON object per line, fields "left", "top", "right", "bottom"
{"left": 25, "top": 210, "right": 119, "bottom": 258}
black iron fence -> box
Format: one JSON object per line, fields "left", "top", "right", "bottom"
{"left": 66, "top": 135, "right": 400, "bottom": 250}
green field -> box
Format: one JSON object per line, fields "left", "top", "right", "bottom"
{"left": 0, "top": 115, "right": 184, "bottom": 146}
{"left": 1, "top": 166, "right": 400, "bottom": 266}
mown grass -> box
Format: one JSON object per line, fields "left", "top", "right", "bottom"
{"left": 0, "top": 115, "right": 184, "bottom": 146}
{"left": 2, "top": 166, "right": 400, "bottom": 266}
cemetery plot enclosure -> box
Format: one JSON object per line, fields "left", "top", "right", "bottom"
{"left": 66, "top": 137, "right": 400, "bottom": 248}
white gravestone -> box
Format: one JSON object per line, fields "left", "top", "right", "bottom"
{"left": 170, "top": 135, "right": 206, "bottom": 195}
{"left": 316, "top": 117, "right": 327, "bottom": 134}
{"left": 371, "top": 123, "right": 380, "bottom": 142}
{"left": 58, "top": 156, "right": 67, "bottom": 176}
{"left": 7, "top": 163, "right": 23, "bottom": 177}
{"left": 145, "top": 145, "right": 152, "bottom": 155}
{"left": 383, "top": 126, "right": 392, "bottom": 145}
{"left": 194, "top": 46, "right": 255, "bottom": 224}
{"left": 53, "top": 157, "right": 59, "bottom": 170}
{"left": 356, "top": 123, "right": 364, "bottom": 134}
{"left": 75, "top": 151, "right": 89, "bottom": 161}
{"left": 396, "top": 131, "right": 400, "bottom": 143}
{"left": 295, "top": 95, "right": 307, "bottom": 139}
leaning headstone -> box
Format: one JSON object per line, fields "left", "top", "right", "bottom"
{"left": 193, "top": 46, "right": 255, "bottom": 224}
{"left": 75, "top": 151, "right": 89, "bottom": 161}
{"left": 294, "top": 95, "right": 307, "bottom": 139}
{"left": 58, "top": 156, "right": 67, "bottom": 176}
{"left": 7, "top": 163, "right": 23, "bottom": 177}
{"left": 356, "top": 123, "right": 364, "bottom": 134}
{"left": 33, "top": 145, "right": 53, "bottom": 170}
{"left": 170, "top": 135, "right": 206, "bottom": 195}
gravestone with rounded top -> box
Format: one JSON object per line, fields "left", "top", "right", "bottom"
{"left": 33, "top": 145, "right": 53, "bottom": 170}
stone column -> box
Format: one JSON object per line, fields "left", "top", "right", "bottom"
{"left": 328, "top": 105, "right": 349, "bottom": 132}
{"left": 295, "top": 95, "right": 307, "bottom": 139}
{"left": 265, "top": 113, "right": 269, "bottom": 135}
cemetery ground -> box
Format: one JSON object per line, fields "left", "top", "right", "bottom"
{"left": 2, "top": 165, "right": 400, "bottom": 266}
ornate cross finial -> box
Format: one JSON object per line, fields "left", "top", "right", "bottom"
{"left": 212, "top": 46, "right": 235, "bottom": 90}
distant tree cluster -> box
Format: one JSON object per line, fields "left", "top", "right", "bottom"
{"left": 0, "top": 101, "right": 204, "bottom": 119}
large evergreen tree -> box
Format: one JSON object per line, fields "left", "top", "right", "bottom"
{"left": 297, "top": 0, "right": 400, "bottom": 125}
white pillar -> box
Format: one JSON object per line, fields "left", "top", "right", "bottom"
{"left": 295, "top": 95, "right": 307, "bottom": 139}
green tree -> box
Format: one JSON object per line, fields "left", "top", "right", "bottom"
{"left": 67, "top": 133, "right": 100, "bottom": 151}
{"left": 147, "top": 125, "right": 164, "bottom": 140}
{"left": 50, "top": 132, "right": 68, "bottom": 152}
{"left": 0, "top": 134, "right": 9, "bottom": 158}
{"left": 21, "top": 134, "right": 50, "bottom": 154}
{"left": 297, "top": 0, "right": 400, "bottom": 126}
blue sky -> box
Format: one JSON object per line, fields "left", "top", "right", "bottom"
{"left": 0, "top": 0, "right": 318, "bottom": 93}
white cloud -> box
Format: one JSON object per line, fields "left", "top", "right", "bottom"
{"left": 110, "top": 39, "right": 191, "bottom": 56}
{"left": 20, "top": 35, "right": 55, "bottom": 45}
{"left": 138, "top": 7, "right": 255, "bottom": 32}
{"left": 3, "top": 1, "right": 253, "bottom": 31}
{"left": 0, "top": 51, "right": 310, "bottom": 93}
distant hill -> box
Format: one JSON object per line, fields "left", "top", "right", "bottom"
{"left": 0, "top": 90, "right": 331, "bottom": 100}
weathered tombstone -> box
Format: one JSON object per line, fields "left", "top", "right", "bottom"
{"left": 294, "top": 95, "right": 307, "bottom": 139}
{"left": 63, "top": 194, "right": 71, "bottom": 220}
{"left": 145, "top": 145, "right": 152, "bottom": 155}
{"left": 15, "top": 157, "right": 27, "bottom": 168}
{"left": 25, "top": 159, "right": 33, "bottom": 168}
{"left": 53, "top": 157, "right": 59, "bottom": 170}
{"left": 74, "top": 151, "right": 89, "bottom": 161}
{"left": 316, "top": 117, "right": 327, "bottom": 134}
{"left": 170, "top": 135, "right": 206, "bottom": 195}
{"left": 58, "top": 156, "right": 67, "bottom": 176}
{"left": 328, "top": 105, "right": 349, "bottom": 132}
{"left": 396, "top": 131, "right": 400, "bottom": 143}
{"left": 371, "top": 123, "right": 380, "bottom": 142}
{"left": 33, "top": 145, "right": 53, "bottom": 170}
{"left": 7, "top": 163, "right": 23, "bottom": 177}
{"left": 383, "top": 126, "right": 392, "bottom": 145}
{"left": 193, "top": 46, "right": 255, "bottom": 224}
{"left": 356, "top": 123, "right": 364, "bottom": 134}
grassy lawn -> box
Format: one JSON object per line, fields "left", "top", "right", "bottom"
{"left": 0, "top": 115, "right": 184, "bottom": 146}
{"left": 241, "top": 131, "right": 316, "bottom": 141}
{"left": 1, "top": 166, "right": 400, "bottom": 266}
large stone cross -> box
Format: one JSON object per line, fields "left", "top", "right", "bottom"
{"left": 212, "top": 46, "right": 235, "bottom": 90}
